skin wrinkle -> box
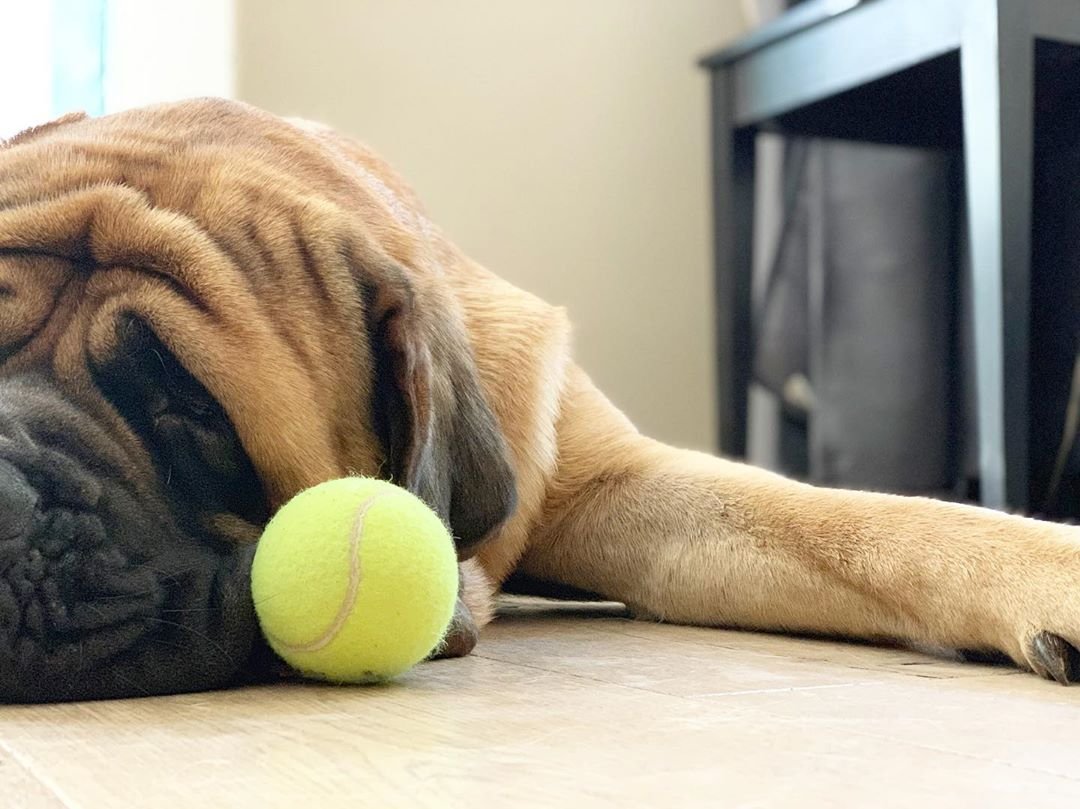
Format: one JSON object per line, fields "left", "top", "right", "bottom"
{"left": 0, "top": 98, "right": 1075, "bottom": 701}
{"left": 0, "top": 101, "right": 520, "bottom": 697}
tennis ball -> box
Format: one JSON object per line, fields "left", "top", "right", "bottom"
{"left": 251, "top": 477, "right": 459, "bottom": 683}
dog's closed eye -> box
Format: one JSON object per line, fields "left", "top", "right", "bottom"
{"left": 92, "top": 315, "right": 268, "bottom": 535}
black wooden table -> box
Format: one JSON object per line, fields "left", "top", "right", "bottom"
{"left": 701, "top": 0, "right": 1080, "bottom": 510}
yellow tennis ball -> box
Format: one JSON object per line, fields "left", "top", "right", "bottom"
{"left": 251, "top": 477, "right": 459, "bottom": 683}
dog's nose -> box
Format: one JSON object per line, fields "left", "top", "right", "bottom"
{"left": 0, "top": 458, "right": 38, "bottom": 543}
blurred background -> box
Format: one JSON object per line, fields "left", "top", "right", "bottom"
{"left": 0, "top": 0, "right": 751, "bottom": 453}
{"left": 5, "top": 0, "right": 1079, "bottom": 517}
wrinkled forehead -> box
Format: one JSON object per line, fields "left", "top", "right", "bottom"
{"left": 0, "top": 101, "right": 428, "bottom": 504}
{"left": 0, "top": 244, "right": 366, "bottom": 516}
{"left": 0, "top": 248, "right": 350, "bottom": 499}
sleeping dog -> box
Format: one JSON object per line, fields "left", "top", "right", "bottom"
{"left": 0, "top": 99, "right": 1076, "bottom": 701}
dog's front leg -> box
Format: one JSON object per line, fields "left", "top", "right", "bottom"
{"left": 518, "top": 367, "right": 1080, "bottom": 683}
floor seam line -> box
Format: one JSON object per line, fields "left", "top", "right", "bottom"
{"left": 843, "top": 726, "right": 1080, "bottom": 784}
{"left": 471, "top": 653, "right": 711, "bottom": 701}
{"left": 0, "top": 735, "right": 81, "bottom": 809}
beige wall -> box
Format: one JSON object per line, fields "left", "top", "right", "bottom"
{"left": 237, "top": 2, "right": 745, "bottom": 450}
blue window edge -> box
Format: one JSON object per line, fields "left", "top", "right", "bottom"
{"left": 52, "top": 0, "right": 106, "bottom": 117}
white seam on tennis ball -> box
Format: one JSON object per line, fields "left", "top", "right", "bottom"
{"left": 268, "top": 491, "right": 392, "bottom": 654}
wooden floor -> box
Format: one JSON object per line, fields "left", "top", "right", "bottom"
{"left": 4, "top": 597, "right": 1080, "bottom": 808}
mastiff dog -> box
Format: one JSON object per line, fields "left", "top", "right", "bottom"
{"left": 0, "top": 98, "right": 1077, "bottom": 701}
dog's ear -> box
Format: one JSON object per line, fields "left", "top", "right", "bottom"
{"left": 364, "top": 262, "right": 517, "bottom": 555}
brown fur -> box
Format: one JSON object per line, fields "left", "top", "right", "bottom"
{"left": 2, "top": 98, "right": 1079, "bottom": 682}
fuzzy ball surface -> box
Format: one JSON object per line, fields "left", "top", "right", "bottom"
{"left": 252, "top": 477, "right": 459, "bottom": 682}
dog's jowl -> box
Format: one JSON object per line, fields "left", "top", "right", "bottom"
{"left": 0, "top": 99, "right": 1078, "bottom": 701}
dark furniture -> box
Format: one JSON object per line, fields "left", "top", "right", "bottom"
{"left": 701, "top": 0, "right": 1080, "bottom": 510}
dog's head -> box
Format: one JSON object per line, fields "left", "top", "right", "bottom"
{"left": 0, "top": 99, "right": 516, "bottom": 701}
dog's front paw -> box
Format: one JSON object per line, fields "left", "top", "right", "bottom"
{"left": 980, "top": 535, "right": 1080, "bottom": 684}
{"left": 434, "top": 596, "right": 479, "bottom": 659}
{"left": 1023, "top": 630, "right": 1080, "bottom": 684}
{"left": 430, "top": 559, "right": 495, "bottom": 660}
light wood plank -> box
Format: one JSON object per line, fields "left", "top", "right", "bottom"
{"left": 0, "top": 748, "right": 68, "bottom": 809}
{"left": 1, "top": 600, "right": 1080, "bottom": 808}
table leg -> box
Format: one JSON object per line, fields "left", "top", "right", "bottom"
{"left": 710, "top": 68, "right": 756, "bottom": 458}
{"left": 960, "top": 0, "right": 1033, "bottom": 509}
